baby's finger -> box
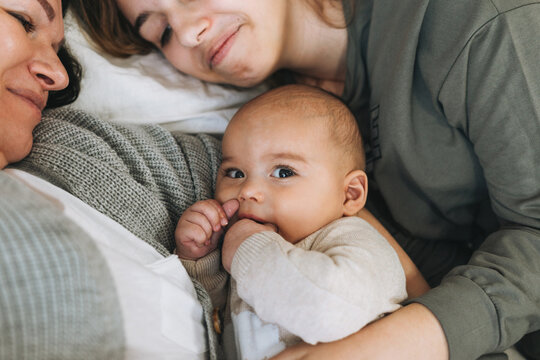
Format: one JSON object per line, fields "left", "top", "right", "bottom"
{"left": 222, "top": 199, "right": 240, "bottom": 221}
{"left": 191, "top": 200, "right": 228, "bottom": 231}
{"left": 184, "top": 211, "right": 215, "bottom": 240}
{"left": 177, "top": 220, "right": 211, "bottom": 245}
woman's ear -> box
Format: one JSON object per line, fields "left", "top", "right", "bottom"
{"left": 342, "top": 170, "right": 368, "bottom": 216}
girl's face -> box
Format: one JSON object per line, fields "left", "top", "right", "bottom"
{"left": 0, "top": 0, "right": 68, "bottom": 169}
{"left": 115, "top": 0, "right": 288, "bottom": 87}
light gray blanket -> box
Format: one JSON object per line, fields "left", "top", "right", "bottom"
{"left": 0, "top": 108, "right": 222, "bottom": 359}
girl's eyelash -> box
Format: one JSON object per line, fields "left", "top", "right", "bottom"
{"left": 9, "top": 12, "right": 36, "bottom": 33}
{"left": 160, "top": 25, "right": 173, "bottom": 47}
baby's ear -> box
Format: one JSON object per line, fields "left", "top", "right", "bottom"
{"left": 342, "top": 170, "right": 368, "bottom": 216}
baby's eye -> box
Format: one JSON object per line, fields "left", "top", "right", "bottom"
{"left": 160, "top": 24, "right": 173, "bottom": 47}
{"left": 271, "top": 167, "right": 295, "bottom": 178}
{"left": 226, "top": 169, "right": 245, "bottom": 179}
{"left": 9, "top": 12, "right": 35, "bottom": 33}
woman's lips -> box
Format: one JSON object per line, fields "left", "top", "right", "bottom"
{"left": 208, "top": 26, "right": 241, "bottom": 69}
{"left": 9, "top": 88, "right": 46, "bottom": 112}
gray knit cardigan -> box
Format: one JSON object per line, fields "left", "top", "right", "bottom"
{"left": 0, "top": 108, "right": 223, "bottom": 359}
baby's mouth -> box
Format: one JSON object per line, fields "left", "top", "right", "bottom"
{"left": 238, "top": 214, "right": 265, "bottom": 224}
{"left": 236, "top": 213, "right": 279, "bottom": 233}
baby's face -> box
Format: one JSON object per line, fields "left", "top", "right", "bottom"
{"left": 216, "top": 105, "right": 347, "bottom": 244}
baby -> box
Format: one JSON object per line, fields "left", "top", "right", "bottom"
{"left": 176, "top": 84, "right": 407, "bottom": 359}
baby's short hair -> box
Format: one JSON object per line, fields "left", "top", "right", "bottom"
{"left": 236, "top": 84, "right": 365, "bottom": 171}
{"left": 319, "top": 90, "right": 365, "bottom": 171}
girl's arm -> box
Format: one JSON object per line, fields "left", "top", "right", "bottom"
{"left": 271, "top": 303, "right": 448, "bottom": 360}
{"left": 356, "top": 208, "right": 430, "bottom": 298}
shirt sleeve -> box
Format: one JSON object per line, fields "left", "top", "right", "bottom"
{"left": 413, "top": 4, "right": 540, "bottom": 359}
{"left": 0, "top": 172, "right": 125, "bottom": 358}
{"left": 230, "top": 217, "right": 407, "bottom": 344}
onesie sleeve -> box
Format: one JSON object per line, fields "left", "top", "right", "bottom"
{"left": 413, "top": 4, "right": 540, "bottom": 359}
{"left": 230, "top": 217, "right": 407, "bottom": 344}
{"left": 180, "top": 250, "right": 229, "bottom": 311}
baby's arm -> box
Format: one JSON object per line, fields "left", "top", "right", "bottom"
{"left": 176, "top": 199, "right": 238, "bottom": 309}
{"left": 229, "top": 217, "right": 407, "bottom": 345}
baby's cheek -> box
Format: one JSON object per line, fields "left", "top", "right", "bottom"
{"left": 214, "top": 180, "right": 225, "bottom": 200}
{"left": 214, "top": 186, "right": 233, "bottom": 205}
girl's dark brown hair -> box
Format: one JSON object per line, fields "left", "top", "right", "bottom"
{"left": 45, "top": 0, "right": 82, "bottom": 109}
{"left": 69, "top": 0, "right": 153, "bottom": 58}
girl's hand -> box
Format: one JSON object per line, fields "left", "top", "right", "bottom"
{"left": 175, "top": 199, "right": 239, "bottom": 260}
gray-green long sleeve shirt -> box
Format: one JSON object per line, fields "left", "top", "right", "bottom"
{"left": 342, "top": 0, "right": 540, "bottom": 359}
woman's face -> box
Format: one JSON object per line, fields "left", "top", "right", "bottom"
{"left": 115, "top": 0, "right": 288, "bottom": 87}
{"left": 0, "top": 0, "right": 69, "bottom": 169}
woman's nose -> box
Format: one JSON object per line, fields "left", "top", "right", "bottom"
{"left": 239, "top": 180, "right": 264, "bottom": 202}
{"left": 29, "top": 47, "right": 69, "bottom": 91}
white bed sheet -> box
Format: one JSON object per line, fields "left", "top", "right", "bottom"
{"left": 64, "top": 11, "right": 266, "bottom": 134}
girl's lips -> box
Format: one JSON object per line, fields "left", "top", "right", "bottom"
{"left": 208, "top": 26, "right": 241, "bottom": 69}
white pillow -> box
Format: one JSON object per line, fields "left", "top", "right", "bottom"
{"left": 64, "top": 12, "right": 266, "bottom": 134}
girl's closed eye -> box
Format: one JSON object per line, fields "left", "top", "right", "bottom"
{"left": 225, "top": 168, "right": 245, "bottom": 179}
{"left": 9, "top": 12, "right": 36, "bottom": 33}
{"left": 160, "top": 24, "right": 173, "bottom": 47}
{"left": 271, "top": 166, "right": 296, "bottom": 179}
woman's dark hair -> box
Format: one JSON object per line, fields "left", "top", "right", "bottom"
{"left": 45, "top": 0, "right": 82, "bottom": 109}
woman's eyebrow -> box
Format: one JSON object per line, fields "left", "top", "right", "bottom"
{"left": 134, "top": 11, "right": 150, "bottom": 34}
{"left": 36, "top": 0, "right": 55, "bottom": 21}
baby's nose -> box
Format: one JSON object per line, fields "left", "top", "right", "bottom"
{"left": 238, "top": 181, "right": 264, "bottom": 202}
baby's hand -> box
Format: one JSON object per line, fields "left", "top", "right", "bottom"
{"left": 222, "top": 219, "right": 276, "bottom": 273}
{"left": 175, "top": 199, "right": 239, "bottom": 260}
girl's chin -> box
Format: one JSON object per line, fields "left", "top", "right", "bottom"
{"left": 219, "top": 64, "right": 273, "bottom": 88}
{"left": 227, "top": 73, "right": 269, "bottom": 88}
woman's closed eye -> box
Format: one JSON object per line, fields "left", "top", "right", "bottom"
{"left": 271, "top": 166, "right": 296, "bottom": 178}
{"left": 225, "top": 168, "right": 245, "bottom": 179}
{"left": 160, "top": 24, "right": 173, "bottom": 47}
{"left": 9, "top": 12, "right": 36, "bottom": 33}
